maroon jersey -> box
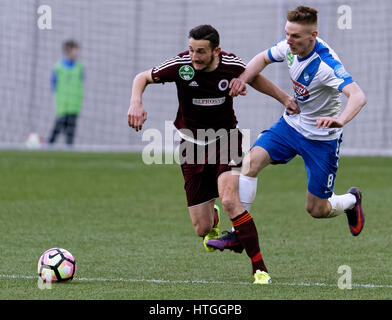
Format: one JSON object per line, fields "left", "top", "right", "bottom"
{"left": 151, "top": 51, "right": 246, "bottom": 136}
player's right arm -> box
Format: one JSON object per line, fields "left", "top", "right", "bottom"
{"left": 128, "top": 68, "right": 153, "bottom": 132}
{"left": 229, "top": 50, "right": 272, "bottom": 97}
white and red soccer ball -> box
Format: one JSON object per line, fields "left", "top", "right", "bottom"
{"left": 25, "top": 132, "right": 43, "bottom": 149}
{"left": 37, "top": 248, "right": 76, "bottom": 283}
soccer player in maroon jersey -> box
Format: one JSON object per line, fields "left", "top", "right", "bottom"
{"left": 128, "top": 25, "right": 299, "bottom": 284}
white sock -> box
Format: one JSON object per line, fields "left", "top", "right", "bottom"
{"left": 238, "top": 173, "right": 258, "bottom": 212}
{"left": 327, "top": 192, "right": 356, "bottom": 218}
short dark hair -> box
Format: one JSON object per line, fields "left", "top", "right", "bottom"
{"left": 188, "top": 25, "right": 220, "bottom": 49}
{"left": 63, "top": 40, "right": 79, "bottom": 53}
{"left": 287, "top": 6, "right": 318, "bottom": 25}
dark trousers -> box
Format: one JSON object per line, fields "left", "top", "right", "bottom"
{"left": 48, "top": 115, "right": 78, "bottom": 145}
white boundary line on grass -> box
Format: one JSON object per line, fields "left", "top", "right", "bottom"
{"left": 1, "top": 274, "right": 392, "bottom": 289}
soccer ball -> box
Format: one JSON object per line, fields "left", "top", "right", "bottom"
{"left": 25, "top": 132, "right": 43, "bottom": 149}
{"left": 37, "top": 248, "right": 76, "bottom": 283}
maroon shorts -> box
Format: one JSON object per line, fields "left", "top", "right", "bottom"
{"left": 180, "top": 129, "right": 243, "bottom": 207}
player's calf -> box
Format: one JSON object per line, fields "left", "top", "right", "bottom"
{"left": 305, "top": 201, "right": 331, "bottom": 218}
{"left": 220, "top": 196, "right": 243, "bottom": 220}
{"left": 193, "top": 221, "right": 213, "bottom": 237}
{"left": 217, "top": 171, "right": 243, "bottom": 219}
{"left": 189, "top": 201, "right": 215, "bottom": 237}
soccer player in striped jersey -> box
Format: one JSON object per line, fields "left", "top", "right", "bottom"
{"left": 212, "top": 7, "right": 367, "bottom": 276}
{"left": 128, "top": 25, "right": 299, "bottom": 284}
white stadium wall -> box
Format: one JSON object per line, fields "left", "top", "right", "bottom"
{"left": 0, "top": 0, "right": 391, "bottom": 155}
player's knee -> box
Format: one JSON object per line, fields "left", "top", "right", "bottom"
{"left": 241, "top": 153, "right": 262, "bottom": 177}
{"left": 193, "top": 222, "right": 211, "bottom": 237}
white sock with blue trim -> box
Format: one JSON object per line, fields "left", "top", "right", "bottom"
{"left": 327, "top": 192, "right": 356, "bottom": 218}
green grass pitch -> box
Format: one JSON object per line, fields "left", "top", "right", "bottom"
{"left": 0, "top": 150, "right": 391, "bottom": 299}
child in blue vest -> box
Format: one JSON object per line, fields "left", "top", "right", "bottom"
{"left": 48, "top": 40, "right": 83, "bottom": 146}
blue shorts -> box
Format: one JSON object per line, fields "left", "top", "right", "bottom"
{"left": 253, "top": 117, "right": 342, "bottom": 199}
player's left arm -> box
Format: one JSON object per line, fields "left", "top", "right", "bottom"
{"left": 316, "top": 82, "right": 367, "bottom": 129}
{"left": 248, "top": 74, "right": 300, "bottom": 115}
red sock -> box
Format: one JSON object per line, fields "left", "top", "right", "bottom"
{"left": 213, "top": 208, "right": 219, "bottom": 228}
{"left": 231, "top": 210, "right": 268, "bottom": 274}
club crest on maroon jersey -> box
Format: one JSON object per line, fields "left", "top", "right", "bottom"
{"left": 179, "top": 65, "right": 195, "bottom": 80}
{"left": 218, "top": 79, "right": 229, "bottom": 91}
